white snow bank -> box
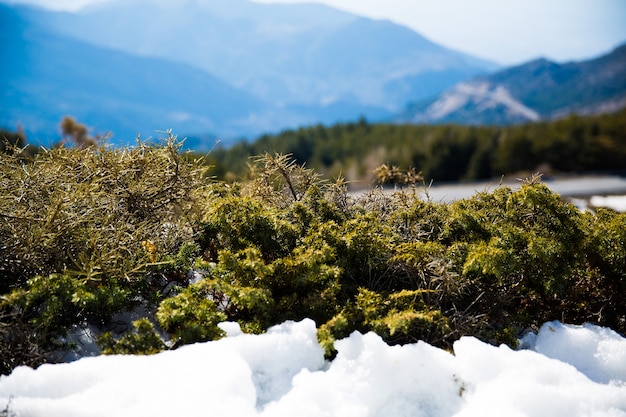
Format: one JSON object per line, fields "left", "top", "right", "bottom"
{"left": 590, "top": 195, "right": 626, "bottom": 212}
{"left": 1, "top": 319, "right": 625, "bottom": 417}
{"left": 263, "top": 331, "right": 462, "bottom": 417}
{"left": 454, "top": 327, "right": 626, "bottom": 417}
{"left": 526, "top": 321, "right": 626, "bottom": 384}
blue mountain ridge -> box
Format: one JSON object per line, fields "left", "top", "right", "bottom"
{"left": 1, "top": 0, "right": 497, "bottom": 147}
{"left": 400, "top": 42, "right": 626, "bottom": 125}
{"left": 1, "top": 3, "right": 279, "bottom": 145}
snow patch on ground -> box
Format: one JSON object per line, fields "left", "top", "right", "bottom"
{"left": 590, "top": 195, "right": 626, "bottom": 212}
{"left": 1, "top": 319, "right": 625, "bottom": 417}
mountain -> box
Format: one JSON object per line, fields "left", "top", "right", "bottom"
{"left": 35, "top": 0, "right": 497, "bottom": 110}
{"left": 0, "top": 3, "right": 284, "bottom": 145}
{"left": 400, "top": 43, "right": 626, "bottom": 125}
{"left": 1, "top": 0, "right": 497, "bottom": 145}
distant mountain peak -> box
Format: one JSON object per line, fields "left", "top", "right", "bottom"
{"left": 2, "top": 0, "right": 497, "bottom": 145}
{"left": 400, "top": 42, "right": 626, "bottom": 125}
{"left": 415, "top": 81, "right": 540, "bottom": 123}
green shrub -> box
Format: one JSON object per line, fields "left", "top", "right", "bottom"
{"left": 0, "top": 134, "right": 207, "bottom": 371}
{"left": 319, "top": 288, "right": 450, "bottom": 356}
{"left": 156, "top": 282, "right": 227, "bottom": 346}
{"left": 99, "top": 318, "right": 166, "bottom": 355}
{"left": 3, "top": 146, "right": 626, "bottom": 374}
{"left": 0, "top": 134, "right": 204, "bottom": 290}
{"left": 446, "top": 180, "right": 587, "bottom": 331}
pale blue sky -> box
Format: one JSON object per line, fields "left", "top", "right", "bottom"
{"left": 6, "top": 0, "right": 626, "bottom": 65}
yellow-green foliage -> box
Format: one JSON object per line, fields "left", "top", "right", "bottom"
{"left": 0, "top": 134, "right": 206, "bottom": 373}
{"left": 0, "top": 134, "right": 204, "bottom": 290}
{"left": 2, "top": 143, "right": 626, "bottom": 375}
{"left": 319, "top": 288, "right": 450, "bottom": 355}
{"left": 99, "top": 318, "right": 165, "bottom": 355}
{"left": 156, "top": 282, "right": 227, "bottom": 346}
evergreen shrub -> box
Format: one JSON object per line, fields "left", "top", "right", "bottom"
{"left": 1, "top": 141, "right": 625, "bottom": 374}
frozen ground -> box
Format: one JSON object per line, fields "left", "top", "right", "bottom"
{"left": 1, "top": 319, "right": 625, "bottom": 417}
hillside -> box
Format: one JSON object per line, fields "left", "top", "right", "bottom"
{"left": 0, "top": 4, "right": 281, "bottom": 143}
{"left": 38, "top": 0, "right": 497, "bottom": 110}
{"left": 1, "top": 0, "right": 496, "bottom": 144}
{"left": 401, "top": 43, "right": 626, "bottom": 125}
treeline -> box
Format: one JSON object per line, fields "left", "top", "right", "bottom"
{"left": 203, "top": 109, "right": 626, "bottom": 185}
{"left": 4, "top": 111, "right": 626, "bottom": 185}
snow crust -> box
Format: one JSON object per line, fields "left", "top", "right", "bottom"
{"left": 1, "top": 319, "right": 625, "bottom": 417}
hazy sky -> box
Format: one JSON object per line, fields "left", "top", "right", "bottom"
{"left": 6, "top": 0, "right": 626, "bottom": 65}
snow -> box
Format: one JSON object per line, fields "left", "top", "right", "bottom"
{"left": 1, "top": 319, "right": 625, "bottom": 417}
{"left": 590, "top": 195, "right": 626, "bottom": 212}
{"left": 571, "top": 195, "right": 626, "bottom": 213}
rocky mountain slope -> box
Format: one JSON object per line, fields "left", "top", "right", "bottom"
{"left": 401, "top": 43, "right": 626, "bottom": 125}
